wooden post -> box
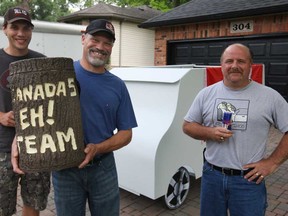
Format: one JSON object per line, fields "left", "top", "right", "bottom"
{"left": 9, "top": 57, "right": 85, "bottom": 172}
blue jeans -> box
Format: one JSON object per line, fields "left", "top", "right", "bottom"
{"left": 52, "top": 152, "right": 119, "bottom": 216}
{"left": 200, "top": 161, "right": 267, "bottom": 216}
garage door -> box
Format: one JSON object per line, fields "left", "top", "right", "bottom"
{"left": 167, "top": 33, "right": 288, "bottom": 101}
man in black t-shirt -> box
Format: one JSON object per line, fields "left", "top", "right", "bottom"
{"left": 0, "top": 7, "right": 50, "bottom": 216}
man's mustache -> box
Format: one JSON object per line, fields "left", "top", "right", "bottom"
{"left": 90, "top": 48, "right": 108, "bottom": 56}
{"left": 228, "top": 68, "right": 242, "bottom": 73}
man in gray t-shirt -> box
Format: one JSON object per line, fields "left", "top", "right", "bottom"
{"left": 183, "top": 43, "right": 288, "bottom": 216}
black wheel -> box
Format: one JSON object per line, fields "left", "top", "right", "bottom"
{"left": 164, "top": 167, "right": 190, "bottom": 209}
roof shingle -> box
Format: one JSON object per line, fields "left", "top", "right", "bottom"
{"left": 59, "top": 3, "right": 162, "bottom": 23}
{"left": 139, "top": 0, "right": 288, "bottom": 28}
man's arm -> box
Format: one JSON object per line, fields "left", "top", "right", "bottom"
{"left": 269, "top": 132, "right": 288, "bottom": 165}
{"left": 182, "top": 121, "right": 233, "bottom": 142}
{"left": 244, "top": 132, "right": 288, "bottom": 182}
{"left": 11, "top": 136, "right": 25, "bottom": 174}
{"left": 0, "top": 111, "right": 15, "bottom": 127}
{"left": 78, "top": 129, "right": 132, "bottom": 168}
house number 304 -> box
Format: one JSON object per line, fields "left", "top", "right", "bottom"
{"left": 230, "top": 20, "right": 253, "bottom": 33}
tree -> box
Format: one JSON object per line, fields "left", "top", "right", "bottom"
{"left": 76, "top": 0, "right": 190, "bottom": 12}
{"left": 0, "top": 0, "right": 80, "bottom": 22}
{"left": 0, "top": 0, "right": 189, "bottom": 21}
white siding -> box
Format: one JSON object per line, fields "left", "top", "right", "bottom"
{"left": 110, "top": 21, "right": 155, "bottom": 67}
{"left": 110, "top": 20, "right": 121, "bottom": 67}
{"left": 0, "top": 17, "right": 155, "bottom": 67}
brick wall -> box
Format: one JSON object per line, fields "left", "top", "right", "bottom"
{"left": 154, "top": 13, "right": 288, "bottom": 65}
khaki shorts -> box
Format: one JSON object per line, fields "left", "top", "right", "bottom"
{"left": 0, "top": 153, "right": 50, "bottom": 216}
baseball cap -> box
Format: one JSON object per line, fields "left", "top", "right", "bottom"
{"left": 83, "top": 19, "right": 115, "bottom": 41}
{"left": 4, "top": 7, "right": 34, "bottom": 27}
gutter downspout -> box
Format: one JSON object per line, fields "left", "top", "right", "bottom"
{"left": 119, "top": 20, "right": 122, "bottom": 67}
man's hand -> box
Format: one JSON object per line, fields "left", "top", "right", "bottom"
{"left": 78, "top": 144, "right": 98, "bottom": 169}
{"left": 11, "top": 137, "right": 25, "bottom": 174}
{"left": 243, "top": 158, "right": 278, "bottom": 184}
{"left": 0, "top": 111, "right": 15, "bottom": 127}
{"left": 244, "top": 132, "right": 288, "bottom": 184}
{"left": 211, "top": 127, "right": 233, "bottom": 142}
{"left": 183, "top": 121, "right": 233, "bottom": 142}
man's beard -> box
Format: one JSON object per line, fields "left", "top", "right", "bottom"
{"left": 86, "top": 48, "right": 109, "bottom": 67}
{"left": 88, "top": 56, "right": 106, "bottom": 67}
